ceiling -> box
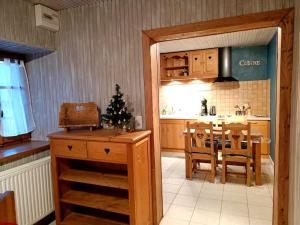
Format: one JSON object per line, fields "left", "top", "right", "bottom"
{"left": 27, "top": 0, "right": 102, "bottom": 10}
{"left": 159, "top": 27, "right": 278, "bottom": 53}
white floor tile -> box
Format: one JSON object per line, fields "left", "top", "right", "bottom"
{"left": 247, "top": 194, "right": 272, "bottom": 207}
{"left": 161, "top": 154, "right": 274, "bottom": 225}
{"left": 173, "top": 194, "right": 198, "bottom": 208}
{"left": 221, "top": 201, "right": 249, "bottom": 217}
{"left": 164, "top": 205, "right": 194, "bottom": 221}
{"left": 247, "top": 186, "right": 270, "bottom": 196}
{"left": 248, "top": 205, "right": 273, "bottom": 220}
{"left": 199, "top": 188, "right": 223, "bottom": 200}
{"left": 196, "top": 197, "right": 222, "bottom": 212}
{"left": 163, "top": 203, "right": 171, "bottom": 215}
{"left": 163, "top": 183, "right": 182, "bottom": 194}
{"left": 250, "top": 218, "right": 272, "bottom": 225}
{"left": 163, "top": 192, "right": 176, "bottom": 204}
{"left": 178, "top": 183, "right": 202, "bottom": 197}
{"left": 160, "top": 217, "right": 190, "bottom": 225}
{"left": 202, "top": 182, "right": 224, "bottom": 192}
{"left": 220, "top": 214, "right": 249, "bottom": 225}
{"left": 222, "top": 191, "right": 247, "bottom": 203}
{"left": 191, "top": 209, "right": 220, "bottom": 225}
{"left": 223, "top": 183, "right": 247, "bottom": 194}
{"left": 163, "top": 178, "right": 185, "bottom": 185}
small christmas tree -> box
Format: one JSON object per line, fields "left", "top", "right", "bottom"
{"left": 105, "top": 84, "right": 132, "bottom": 129}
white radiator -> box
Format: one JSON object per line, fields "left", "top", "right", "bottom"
{"left": 0, "top": 156, "right": 54, "bottom": 225}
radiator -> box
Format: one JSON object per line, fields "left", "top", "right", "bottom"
{"left": 0, "top": 156, "right": 54, "bottom": 225}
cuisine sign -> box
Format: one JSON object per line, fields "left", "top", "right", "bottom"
{"left": 239, "top": 60, "right": 262, "bottom": 66}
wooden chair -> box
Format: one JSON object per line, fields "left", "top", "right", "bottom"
{"left": 185, "top": 122, "right": 217, "bottom": 182}
{"left": 221, "top": 122, "right": 252, "bottom": 186}
{"left": 0, "top": 191, "right": 17, "bottom": 225}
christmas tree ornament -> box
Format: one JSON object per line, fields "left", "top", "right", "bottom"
{"left": 103, "top": 84, "right": 132, "bottom": 129}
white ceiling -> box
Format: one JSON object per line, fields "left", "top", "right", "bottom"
{"left": 159, "top": 27, "right": 278, "bottom": 53}
{"left": 27, "top": 0, "right": 102, "bottom": 10}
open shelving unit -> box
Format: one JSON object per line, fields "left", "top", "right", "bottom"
{"left": 49, "top": 129, "right": 152, "bottom": 225}
{"left": 56, "top": 159, "right": 131, "bottom": 224}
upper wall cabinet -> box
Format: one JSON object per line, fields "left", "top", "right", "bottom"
{"left": 160, "top": 48, "right": 218, "bottom": 81}
{"left": 189, "top": 49, "right": 218, "bottom": 79}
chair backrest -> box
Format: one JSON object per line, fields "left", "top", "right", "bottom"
{"left": 0, "top": 191, "right": 17, "bottom": 224}
{"left": 186, "top": 121, "right": 214, "bottom": 155}
{"left": 221, "top": 122, "right": 251, "bottom": 156}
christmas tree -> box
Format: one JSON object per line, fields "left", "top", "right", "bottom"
{"left": 105, "top": 84, "right": 132, "bottom": 129}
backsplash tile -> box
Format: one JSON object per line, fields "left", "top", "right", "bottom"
{"left": 159, "top": 80, "right": 270, "bottom": 116}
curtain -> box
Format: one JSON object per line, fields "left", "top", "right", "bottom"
{"left": 0, "top": 59, "right": 35, "bottom": 137}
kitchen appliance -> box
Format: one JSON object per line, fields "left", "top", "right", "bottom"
{"left": 209, "top": 106, "right": 216, "bottom": 116}
{"left": 201, "top": 98, "right": 208, "bottom": 116}
{"left": 214, "top": 47, "right": 238, "bottom": 82}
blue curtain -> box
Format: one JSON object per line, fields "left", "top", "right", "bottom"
{"left": 0, "top": 59, "right": 35, "bottom": 137}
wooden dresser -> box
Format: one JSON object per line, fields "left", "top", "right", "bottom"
{"left": 49, "top": 129, "right": 152, "bottom": 225}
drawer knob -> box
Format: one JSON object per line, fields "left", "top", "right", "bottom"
{"left": 104, "top": 148, "right": 110, "bottom": 154}
{"left": 67, "top": 145, "right": 73, "bottom": 151}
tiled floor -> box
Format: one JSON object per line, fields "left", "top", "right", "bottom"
{"left": 160, "top": 153, "right": 274, "bottom": 225}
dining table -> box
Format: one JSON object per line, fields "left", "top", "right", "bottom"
{"left": 183, "top": 127, "right": 263, "bottom": 185}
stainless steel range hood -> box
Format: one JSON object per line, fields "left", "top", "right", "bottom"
{"left": 215, "top": 47, "right": 238, "bottom": 82}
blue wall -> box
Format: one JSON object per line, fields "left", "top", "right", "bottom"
{"left": 267, "top": 34, "right": 277, "bottom": 161}
{"left": 232, "top": 46, "right": 268, "bottom": 81}
{"left": 229, "top": 42, "right": 277, "bottom": 160}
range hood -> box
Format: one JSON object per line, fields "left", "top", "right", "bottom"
{"left": 214, "top": 47, "right": 238, "bottom": 82}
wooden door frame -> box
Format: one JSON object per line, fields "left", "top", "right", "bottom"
{"left": 143, "top": 8, "right": 294, "bottom": 225}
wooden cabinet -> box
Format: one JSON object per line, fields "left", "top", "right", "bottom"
{"left": 160, "top": 48, "right": 218, "bottom": 81}
{"left": 189, "top": 49, "right": 218, "bottom": 78}
{"left": 250, "top": 120, "right": 270, "bottom": 155}
{"left": 160, "top": 119, "right": 187, "bottom": 151}
{"left": 160, "top": 51, "right": 189, "bottom": 80}
{"left": 160, "top": 119, "right": 270, "bottom": 155}
{"left": 49, "top": 129, "right": 152, "bottom": 225}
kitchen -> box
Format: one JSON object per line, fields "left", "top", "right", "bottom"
{"left": 159, "top": 28, "right": 277, "bottom": 225}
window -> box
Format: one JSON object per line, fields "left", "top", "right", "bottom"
{"left": 0, "top": 58, "right": 35, "bottom": 137}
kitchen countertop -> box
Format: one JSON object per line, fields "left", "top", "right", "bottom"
{"left": 160, "top": 115, "right": 271, "bottom": 121}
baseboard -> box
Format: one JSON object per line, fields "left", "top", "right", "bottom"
{"left": 161, "top": 148, "right": 184, "bottom": 152}
{"left": 33, "top": 211, "right": 55, "bottom": 225}
{"left": 269, "top": 155, "right": 275, "bottom": 177}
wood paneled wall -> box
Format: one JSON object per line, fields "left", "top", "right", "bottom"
{"left": 0, "top": 0, "right": 55, "bottom": 50}
{"left": 26, "top": 0, "right": 293, "bottom": 141}
{"left": 289, "top": 0, "right": 300, "bottom": 224}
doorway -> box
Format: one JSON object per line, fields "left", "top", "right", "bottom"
{"left": 143, "top": 8, "right": 294, "bottom": 225}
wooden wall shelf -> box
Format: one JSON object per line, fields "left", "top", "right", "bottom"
{"left": 49, "top": 129, "right": 152, "bottom": 225}
{"left": 160, "top": 48, "right": 218, "bottom": 81}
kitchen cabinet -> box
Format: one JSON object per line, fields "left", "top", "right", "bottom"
{"left": 189, "top": 49, "right": 218, "bottom": 79}
{"left": 160, "top": 119, "right": 186, "bottom": 151}
{"left": 160, "top": 119, "right": 270, "bottom": 155}
{"left": 160, "top": 48, "right": 218, "bottom": 81}
{"left": 250, "top": 120, "right": 270, "bottom": 155}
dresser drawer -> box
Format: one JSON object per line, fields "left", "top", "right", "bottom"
{"left": 87, "top": 142, "right": 127, "bottom": 164}
{"left": 51, "top": 139, "right": 87, "bottom": 159}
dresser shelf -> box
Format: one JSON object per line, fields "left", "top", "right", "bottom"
{"left": 59, "top": 169, "right": 128, "bottom": 190}
{"left": 61, "top": 212, "right": 129, "bottom": 225}
{"left": 61, "top": 189, "right": 130, "bottom": 215}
